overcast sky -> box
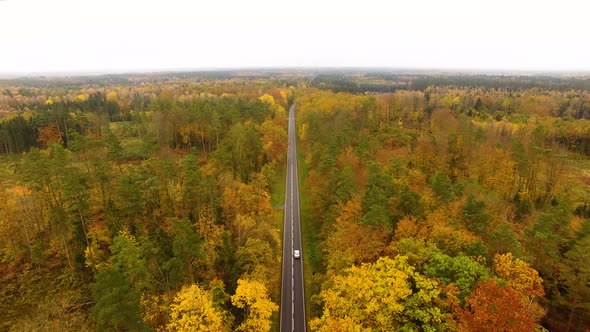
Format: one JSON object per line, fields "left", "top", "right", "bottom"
{"left": 0, "top": 0, "right": 588, "bottom": 74}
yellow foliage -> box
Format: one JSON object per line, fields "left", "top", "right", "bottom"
{"left": 168, "top": 284, "right": 225, "bottom": 332}
{"left": 76, "top": 94, "right": 88, "bottom": 102}
{"left": 275, "top": 105, "right": 287, "bottom": 121}
{"left": 299, "top": 123, "right": 308, "bottom": 143}
{"left": 118, "top": 230, "right": 140, "bottom": 247}
{"left": 420, "top": 209, "right": 479, "bottom": 254}
{"left": 141, "top": 294, "right": 169, "bottom": 329}
{"left": 84, "top": 225, "right": 111, "bottom": 270}
{"left": 106, "top": 91, "right": 118, "bottom": 102}
{"left": 9, "top": 185, "right": 32, "bottom": 196}
{"left": 231, "top": 279, "right": 278, "bottom": 332}
{"left": 196, "top": 212, "right": 224, "bottom": 281}
{"left": 221, "top": 179, "right": 274, "bottom": 223}
{"left": 311, "top": 317, "right": 368, "bottom": 332}
{"left": 279, "top": 90, "right": 288, "bottom": 104}
{"left": 260, "top": 119, "right": 287, "bottom": 163}
{"left": 45, "top": 99, "right": 54, "bottom": 105}
{"left": 258, "top": 94, "right": 276, "bottom": 106}
{"left": 311, "top": 257, "right": 413, "bottom": 331}
{"left": 493, "top": 253, "right": 545, "bottom": 298}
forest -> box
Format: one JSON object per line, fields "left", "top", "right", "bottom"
{"left": 0, "top": 71, "right": 589, "bottom": 331}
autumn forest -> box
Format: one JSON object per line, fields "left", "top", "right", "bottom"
{"left": 0, "top": 71, "right": 589, "bottom": 331}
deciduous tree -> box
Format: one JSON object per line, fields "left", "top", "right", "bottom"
{"left": 231, "top": 279, "right": 278, "bottom": 332}
{"left": 167, "top": 284, "right": 225, "bottom": 332}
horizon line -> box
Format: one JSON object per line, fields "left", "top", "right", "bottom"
{"left": 1, "top": 66, "right": 590, "bottom": 79}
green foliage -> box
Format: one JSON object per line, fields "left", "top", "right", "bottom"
{"left": 431, "top": 172, "right": 453, "bottom": 202}
{"left": 461, "top": 195, "right": 490, "bottom": 235}
{"left": 397, "top": 185, "right": 424, "bottom": 219}
{"left": 392, "top": 238, "right": 441, "bottom": 269}
{"left": 92, "top": 232, "right": 150, "bottom": 331}
{"left": 488, "top": 223, "right": 522, "bottom": 256}
{"left": 362, "top": 162, "right": 394, "bottom": 228}
{"left": 164, "top": 219, "right": 202, "bottom": 286}
{"left": 218, "top": 122, "right": 264, "bottom": 182}
{"left": 424, "top": 253, "right": 490, "bottom": 301}
{"left": 2, "top": 75, "right": 590, "bottom": 331}
{"left": 92, "top": 267, "right": 148, "bottom": 331}
{"left": 561, "top": 236, "right": 590, "bottom": 330}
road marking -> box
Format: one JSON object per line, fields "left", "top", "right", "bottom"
{"left": 281, "top": 106, "right": 304, "bottom": 332}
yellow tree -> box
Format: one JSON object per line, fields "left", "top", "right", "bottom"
{"left": 221, "top": 177, "right": 278, "bottom": 248}
{"left": 311, "top": 256, "right": 443, "bottom": 331}
{"left": 324, "top": 197, "right": 388, "bottom": 276}
{"left": 231, "top": 279, "right": 278, "bottom": 332}
{"left": 167, "top": 284, "right": 225, "bottom": 332}
{"left": 493, "top": 253, "right": 546, "bottom": 323}
{"left": 493, "top": 253, "right": 545, "bottom": 298}
{"left": 260, "top": 119, "right": 287, "bottom": 164}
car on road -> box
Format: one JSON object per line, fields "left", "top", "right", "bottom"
{"left": 293, "top": 249, "right": 301, "bottom": 259}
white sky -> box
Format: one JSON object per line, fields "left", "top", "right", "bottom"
{"left": 0, "top": 0, "right": 588, "bottom": 73}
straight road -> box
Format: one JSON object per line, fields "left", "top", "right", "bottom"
{"left": 280, "top": 104, "right": 306, "bottom": 332}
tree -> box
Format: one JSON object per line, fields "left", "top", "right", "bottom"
{"left": 236, "top": 238, "right": 275, "bottom": 278}
{"left": 62, "top": 167, "right": 94, "bottom": 271}
{"left": 311, "top": 256, "right": 443, "bottom": 331}
{"left": 260, "top": 119, "right": 287, "bottom": 164}
{"left": 391, "top": 238, "right": 441, "bottom": 270}
{"left": 92, "top": 267, "right": 147, "bottom": 331}
{"left": 421, "top": 208, "right": 479, "bottom": 256}
{"left": 220, "top": 122, "right": 263, "bottom": 182}
{"left": 461, "top": 195, "right": 490, "bottom": 235}
{"left": 167, "top": 284, "right": 225, "bottom": 332}
{"left": 424, "top": 253, "right": 490, "bottom": 301}
{"left": 487, "top": 223, "right": 522, "bottom": 256}
{"left": 362, "top": 162, "right": 395, "bottom": 230}
{"left": 92, "top": 232, "right": 150, "bottom": 331}
{"left": 431, "top": 172, "right": 453, "bottom": 202}
{"left": 562, "top": 236, "right": 590, "bottom": 331}
{"left": 397, "top": 185, "right": 423, "bottom": 219}
{"left": 164, "top": 219, "right": 202, "bottom": 285}
{"left": 493, "top": 253, "right": 544, "bottom": 298}
{"left": 324, "top": 197, "right": 388, "bottom": 276}
{"left": 231, "top": 279, "right": 278, "bottom": 332}
{"left": 37, "top": 123, "right": 63, "bottom": 147}
{"left": 458, "top": 280, "right": 538, "bottom": 332}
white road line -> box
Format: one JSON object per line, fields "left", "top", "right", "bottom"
{"left": 282, "top": 106, "right": 302, "bottom": 332}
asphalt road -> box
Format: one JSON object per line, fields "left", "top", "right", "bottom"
{"left": 280, "top": 104, "right": 306, "bottom": 332}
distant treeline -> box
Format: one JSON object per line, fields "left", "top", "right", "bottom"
{"left": 0, "top": 71, "right": 293, "bottom": 88}
{"left": 311, "top": 73, "right": 590, "bottom": 93}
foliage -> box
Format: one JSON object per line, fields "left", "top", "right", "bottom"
{"left": 231, "top": 279, "right": 278, "bottom": 332}
{"left": 167, "top": 284, "right": 225, "bottom": 332}
{"left": 457, "top": 280, "right": 539, "bottom": 332}
{"left": 1, "top": 74, "right": 589, "bottom": 330}
{"left": 311, "top": 256, "right": 443, "bottom": 331}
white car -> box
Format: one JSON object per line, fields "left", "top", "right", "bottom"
{"left": 293, "top": 250, "right": 301, "bottom": 259}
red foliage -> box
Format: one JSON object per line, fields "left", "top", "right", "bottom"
{"left": 458, "top": 280, "right": 537, "bottom": 332}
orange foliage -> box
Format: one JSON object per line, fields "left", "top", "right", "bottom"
{"left": 325, "top": 197, "right": 389, "bottom": 275}
{"left": 9, "top": 185, "right": 32, "bottom": 196}
{"left": 37, "top": 123, "right": 63, "bottom": 147}
{"left": 458, "top": 280, "right": 538, "bottom": 332}
{"left": 394, "top": 215, "right": 419, "bottom": 240}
